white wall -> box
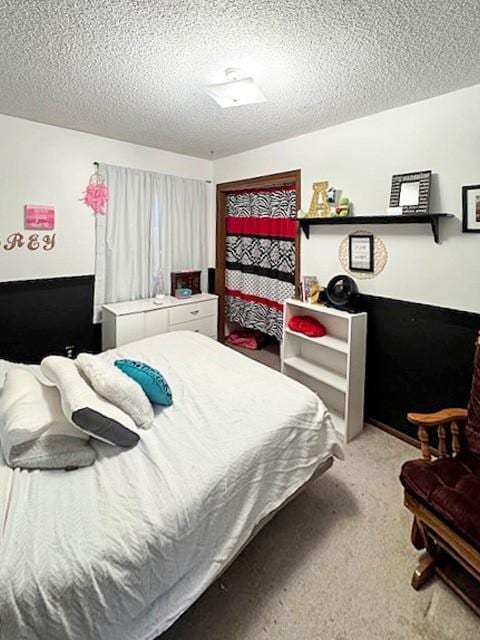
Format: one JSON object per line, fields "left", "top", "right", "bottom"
{"left": 214, "top": 84, "right": 480, "bottom": 315}
{"left": 0, "top": 115, "right": 213, "bottom": 282}
{"left": 3, "top": 85, "right": 480, "bottom": 313}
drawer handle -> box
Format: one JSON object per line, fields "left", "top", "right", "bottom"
{"left": 190, "top": 310, "right": 200, "bottom": 315}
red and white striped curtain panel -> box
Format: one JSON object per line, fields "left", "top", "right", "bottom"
{"left": 225, "top": 184, "right": 297, "bottom": 341}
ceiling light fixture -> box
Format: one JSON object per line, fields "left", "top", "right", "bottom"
{"left": 206, "top": 67, "right": 266, "bottom": 108}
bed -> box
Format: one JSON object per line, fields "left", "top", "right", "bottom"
{"left": 0, "top": 331, "right": 342, "bottom": 640}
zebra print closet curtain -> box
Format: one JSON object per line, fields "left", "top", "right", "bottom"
{"left": 225, "top": 184, "right": 297, "bottom": 341}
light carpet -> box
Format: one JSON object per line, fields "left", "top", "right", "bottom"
{"left": 162, "top": 425, "right": 478, "bottom": 639}
{"left": 228, "top": 342, "right": 281, "bottom": 371}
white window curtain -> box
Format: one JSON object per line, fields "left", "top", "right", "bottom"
{"left": 93, "top": 163, "right": 208, "bottom": 322}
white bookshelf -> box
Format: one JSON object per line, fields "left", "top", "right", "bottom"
{"left": 281, "top": 299, "right": 367, "bottom": 442}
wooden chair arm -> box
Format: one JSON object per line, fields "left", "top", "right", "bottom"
{"left": 407, "top": 408, "right": 468, "bottom": 427}
{"left": 407, "top": 409, "right": 468, "bottom": 461}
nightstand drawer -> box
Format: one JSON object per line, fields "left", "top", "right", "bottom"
{"left": 169, "top": 299, "right": 217, "bottom": 326}
{"left": 168, "top": 315, "right": 217, "bottom": 338}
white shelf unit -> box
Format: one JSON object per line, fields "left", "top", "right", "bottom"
{"left": 281, "top": 299, "right": 367, "bottom": 442}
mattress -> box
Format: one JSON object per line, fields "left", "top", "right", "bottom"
{"left": 0, "top": 332, "right": 342, "bottom": 640}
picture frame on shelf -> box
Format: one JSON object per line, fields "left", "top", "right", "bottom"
{"left": 349, "top": 234, "right": 374, "bottom": 272}
{"left": 389, "top": 170, "right": 432, "bottom": 215}
{"left": 301, "top": 275, "right": 321, "bottom": 303}
{"left": 462, "top": 184, "right": 480, "bottom": 233}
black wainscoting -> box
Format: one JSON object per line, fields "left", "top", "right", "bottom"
{"left": 1, "top": 273, "right": 478, "bottom": 443}
{"left": 359, "top": 294, "right": 480, "bottom": 440}
{"left": 0, "top": 276, "right": 101, "bottom": 363}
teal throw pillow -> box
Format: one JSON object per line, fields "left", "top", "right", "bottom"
{"left": 114, "top": 360, "right": 173, "bottom": 406}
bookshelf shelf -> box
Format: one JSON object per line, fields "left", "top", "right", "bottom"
{"left": 281, "top": 300, "right": 367, "bottom": 442}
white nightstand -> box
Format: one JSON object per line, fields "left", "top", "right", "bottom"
{"left": 102, "top": 293, "right": 218, "bottom": 350}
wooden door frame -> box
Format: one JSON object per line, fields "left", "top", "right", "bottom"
{"left": 215, "top": 169, "right": 301, "bottom": 342}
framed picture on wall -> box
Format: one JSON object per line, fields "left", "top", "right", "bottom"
{"left": 462, "top": 184, "right": 480, "bottom": 233}
{"left": 24, "top": 205, "right": 55, "bottom": 230}
{"left": 349, "top": 234, "right": 374, "bottom": 272}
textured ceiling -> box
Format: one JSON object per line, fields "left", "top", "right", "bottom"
{"left": 1, "top": 0, "right": 479, "bottom": 159}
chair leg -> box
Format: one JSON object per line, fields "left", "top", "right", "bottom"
{"left": 412, "top": 551, "right": 436, "bottom": 590}
{"left": 411, "top": 517, "right": 425, "bottom": 550}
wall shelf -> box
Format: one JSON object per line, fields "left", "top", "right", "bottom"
{"left": 297, "top": 213, "right": 453, "bottom": 244}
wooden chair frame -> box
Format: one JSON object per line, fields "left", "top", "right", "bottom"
{"left": 404, "top": 405, "right": 480, "bottom": 615}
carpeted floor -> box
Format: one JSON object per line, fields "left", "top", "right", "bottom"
{"left": 160, "top": 339, "right": 480, "bottom": 640}
{"left": 228, "top": 341, "right": 281, "bottom": 371}
{"left": 162, "top": 426, "right": 478, "bottom": 639}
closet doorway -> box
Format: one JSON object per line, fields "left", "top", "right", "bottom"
{"left": 215, "top": 170, "right": 301, "bottom": 348}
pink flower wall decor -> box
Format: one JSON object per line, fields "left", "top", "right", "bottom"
{"left": 82, "top": 172, "right": 109, "bottom": 215}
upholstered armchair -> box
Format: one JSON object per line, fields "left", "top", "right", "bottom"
{"left": 400, "top": 335, "right": 480, "bottom": 615}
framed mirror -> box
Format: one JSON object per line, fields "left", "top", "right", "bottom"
{"left": 399, "top": 181, "right": 420, "bottom": 206}
{"left": 389, "top": 170, "right": 431, "bottom": 215}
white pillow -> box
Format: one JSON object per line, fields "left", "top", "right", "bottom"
{"left": 40, "top": 356, "right": 139, "bottom": 448}
{"left": 0, "top": 367, "right": 95, "bottom": 470}
{"left": 76, "top": 353, "right": 154, "bottom": 429}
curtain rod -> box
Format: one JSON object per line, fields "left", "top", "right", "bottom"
{"left": 93, "top": 161, "right": 212, "bottom": 183}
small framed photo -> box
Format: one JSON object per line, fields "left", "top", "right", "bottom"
{"left": 462, "top": 184, "right": 480, "bottom": 233}
{"left": 349, "top": 234, "right": 374, "bottom": 272}
{"left": 301, "top": 275, "right": 321, "bottom": 304}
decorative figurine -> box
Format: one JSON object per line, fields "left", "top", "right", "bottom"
{"left": 331, "top": 196, "right": 351, "bottom": 217}
{"left": 307, "top": 181, "right": 330, "bottom": 218}
{"left": 327, "top": 187, "right": 337, "bottom": 203}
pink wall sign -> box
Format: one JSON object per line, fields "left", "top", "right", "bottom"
{"left": 24, "top": 205, "right": 55, "bottom": 230}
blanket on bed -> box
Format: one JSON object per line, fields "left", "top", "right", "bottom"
{"left": 0, "top": 332, "right": 342, "bottom": 640}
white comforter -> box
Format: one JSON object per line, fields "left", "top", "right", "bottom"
{"left": 0, "top": 332, "right": 342, "bottom": 640}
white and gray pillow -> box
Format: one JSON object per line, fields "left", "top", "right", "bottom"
{"left": 76, "top": 353, "right": 154, "bottom": 429}
{"left": 0, "top": 368, "right": 95, "bottom": 470}
{"left": 40, "top": 356, "right": 139, "bottom": 448}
